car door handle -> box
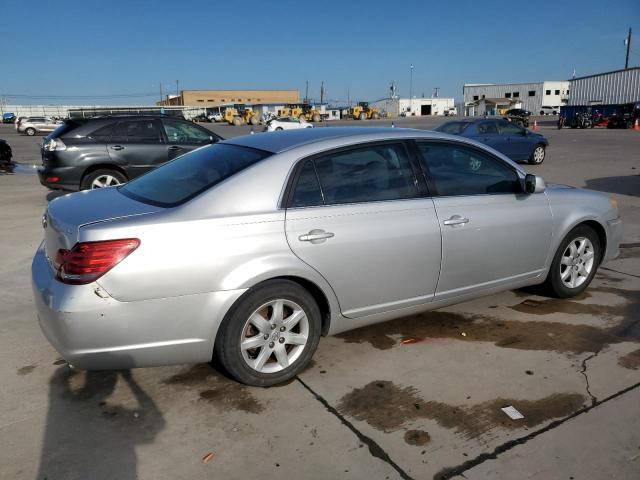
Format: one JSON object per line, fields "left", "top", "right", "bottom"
{"left": 168, "top": 145, "right": 181, "bottom": 150}
{"left": 299, "top": 229, "right": 335, "bottom": 243}
{"left": 111, "top": 145, "right": 124, "bottom": 151}
{"left": 443, "top": 215, "right": 469, "bottom": 226}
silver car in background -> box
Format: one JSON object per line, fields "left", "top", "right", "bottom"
{"left": 32, "top": 128, "right": 622, "bottom": 386}
{"left": 18, "top": 116, "right": 60, "bottom": 136}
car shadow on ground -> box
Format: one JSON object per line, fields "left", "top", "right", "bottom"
{"left": 46, "top": 190, "right": 67, "bottom": 202}
{"left": 585, "top": 175, "right": 640, "bottom": 197}
{"left": 37, "top": 362, "right": 165, "bottom": 480}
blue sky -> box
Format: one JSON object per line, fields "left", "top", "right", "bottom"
{"left": 2, "top": 0, "right": 639, "bottom": 105}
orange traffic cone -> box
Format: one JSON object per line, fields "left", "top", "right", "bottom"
{"left": 634, "top": 118, "right": 640, "bottom": 131}
{"left": 532, "top": 120, "right": 539, "bottom": 131}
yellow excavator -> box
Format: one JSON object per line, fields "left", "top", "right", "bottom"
{"left": 277, "top": 103, "right": 322, "bottom": 122}
{"left": 350, "top": 101, "right": 380, "bottom": 120}
{"left": 223, "top": 104, "right": 260, "bottom": 126}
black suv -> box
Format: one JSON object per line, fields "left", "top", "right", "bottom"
{"left": 38, "top": 115, "right": 222, "bottom": 190}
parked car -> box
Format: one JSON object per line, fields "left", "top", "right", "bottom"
{"left": 266, "top": 116, "right": 313, "bottom": 131}
{"left": 17, "top": 116, "right": 60, "bottom": 136}
{"left": 435, "top": 118, "right": 549, "bottom": 164}
{"left": 208, "top": 112, "right": 223, "bottom": 122}
{"left": 192, "top": 114, "right": 211, "bottom": 123}
{"left": 37, "top": 115, "right": 222, "bottom": 190}
{"left": 503, "top": 108, "right": 531, "bottom": 127}
{"left": 32, "top": 128, "right": 622, "bottom": 386}
{"left": 444, "top": 107, "right": 458, "bottom": 116}
{"left": 2, "top": 112, "right": 16, "bottom": 124}
{"left": 540, "top": 106, "right": 560, "bottom": 115}
{"left": 0, "top": 139, "right": 12, "bottom": 162}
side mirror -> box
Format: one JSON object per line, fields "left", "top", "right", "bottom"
{"left": 524, "top": 174, "right": 545, "bottom": 194}
{"left": 521, "top": 129, "right": 529, "bottom": 136}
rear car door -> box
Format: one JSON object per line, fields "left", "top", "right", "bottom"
{"left": 474, "top": 121, "right": 504, "bottom": 152}
{"left": 161, "top": 118, "right": 219, "bottom": 161}
{"left": 416, "top": 141, "right": 552, "bottom": 299}
{"left": 107, "top": 119, "right": 167, "bottom": 179}
{"left": 285, "top": 141, "right": 442, "bottom": 318}
{"left": 497, "top": 120, "right": 531, "bottom": 160}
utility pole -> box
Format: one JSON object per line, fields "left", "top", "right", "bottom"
{"left": 176, "top": 80, "right": 180, "bottom": 105}
{"left": 159, "top": 82, "right": 163, "bottom": 105}
{"left": 409, "top": 64, "right": 414, "bottom": 114}
{"left": 347, "top": 87, "right": 350, "bottom": 107}
{"left": 320, "top": 81, "right": 325, "bottom": 105}
{"left": 433, "top": 87, "right": 440, "bottom": 98}
{"left": 625, "top": 28, "right": 632, "bottom": 69}
{"left": 305, "top": 80, "right": 309, "bottom": 103}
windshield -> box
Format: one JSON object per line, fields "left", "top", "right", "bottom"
{"left": 120, "top": 143, "right": 271, "bottom": 207}
{"left": 434, "top": 121, "right": 470, "bottom": 135}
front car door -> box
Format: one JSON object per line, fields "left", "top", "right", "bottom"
{"left": 415, "top": 141, "right": 552, "bottom": 299}
{"left": 473, "top": 120, "right": 504, "bottom": 152}
{"left": 496, "top": 120, "right": 531, "bottom": 161}
{"left": 285, "top": 141, "right": 442, "bottom": 318}
{"left": 161, "top": 118, "right": 218, "bottom": 161}
{"left": 107, "top": 119, "right": 167, "bottom": 179}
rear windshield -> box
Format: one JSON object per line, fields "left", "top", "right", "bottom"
{"left": 434, "top": 121, "right": 470, "bottom": 135}
{"left": 119, "top": 143, "right": 271, "bottom": 207}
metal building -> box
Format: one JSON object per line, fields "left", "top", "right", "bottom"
{"left": 463, "top": 81, "right": 569, "bottom": 115}
{"left": 567, "top": 67, "right": 640, "bottom": 105}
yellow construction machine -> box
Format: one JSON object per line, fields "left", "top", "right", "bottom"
{"left": 223, "top": 104, "right": 260, "bottom": 126}
{"left": 350, "top": 101, "right": 380, "bottom": 120}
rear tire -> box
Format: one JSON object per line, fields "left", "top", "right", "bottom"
{"left": 359, "top": 113, "right": 367, "bottom": 120}
{"left": 25, "top": 128, "right": 36, "bottom": 136}
{"left": 542, "top": 225, "right": 601, "bottom": 298}
{"left": 233, "top": 117, "right": 242, "bottom": 126}
{"left": 275, "top": 127, "right": 283, "bottom": 131}
{"left": 81, "top": 169, "right": 127, "bottom": 190}
{"left": 214, "top": 280, "right": 321, "bottom": 387}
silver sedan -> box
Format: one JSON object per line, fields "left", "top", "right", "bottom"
{"left": 32, "top": 128, "right": 623, "bottom": 386}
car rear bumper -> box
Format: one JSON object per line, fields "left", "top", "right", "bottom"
{"left": 31, "top": 244, "right": 246, "bottom": 370}
{"left": 37, "top": 166, "right": 81, "bottom": 190}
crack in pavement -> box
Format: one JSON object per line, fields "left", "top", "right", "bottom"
{"left": 296, "top": 376, "right": 415, "bottom": 480}
{"left": 433, "top": 381, "right": 640, "bottom": 479}
{"left": 580, "top": 350, "right": 600, "bottom": 407}
{"left": 601, "top": 267, "right": 640, "bottom": 279}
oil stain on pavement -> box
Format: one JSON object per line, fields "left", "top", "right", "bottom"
{"left": 162, "top": 364, "right": 264, "bottom": 414}
{"left": 618, "top": 349, "right": 640, "bottom": 370}
{"left": 17, "top": 364, "right": 37, "bottom": 375}
{"left": 337, "top": 285, "right": 639, "bottom": 355}
{"left": 337, "top": 380, "right": 585, "bottom": 439}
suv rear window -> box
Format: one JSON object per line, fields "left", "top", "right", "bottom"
{"left": 119, "top": 143, "right": 270, "bottom": 207}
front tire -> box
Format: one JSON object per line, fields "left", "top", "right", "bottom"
{"left": 215, "top": 280, "right": 322, "bottom": 386}
{"left": 25, "top": 128, "right": 36, "bottom": 136}
{"left": 542, "top": 225, "right": 601, "bottom": 298}
{"left": 528, "top": 144, "right": 546, "bottom": 165}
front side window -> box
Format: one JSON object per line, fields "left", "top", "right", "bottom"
{"left": 120, "top": 144, "right": 270, "bottom": 207}
{"left": 417, "top": 142, "right": 519, "bottom": 196}
{"left": 477, "top": 121, "right": 498, "bottom": 134}
{"left": 162, "top": 119, "right": 212, "bottom": 144}
{"left": 497, "top": 120, "right": 524, "bottom": 135}
{"left": 435, "top": 121, "right": 470, "bottom": 135}
{"left": 312, "top": 143, "right": 418, "bottom": 205}
{"left": 112, "top": 120, "right": 163, "bottom": 144}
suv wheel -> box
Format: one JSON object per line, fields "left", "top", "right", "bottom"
{"left": 215, "top": 280, "right": 322, "bottom": 386}
{"left": 25, "top": 128, "right": 36, "bottom": 136}
{"left": 81, "top": 169, "right": 127, "bottom": 190}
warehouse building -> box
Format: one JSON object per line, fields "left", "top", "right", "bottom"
{"left": 158, "top": 89, "right": 299, "bottom": 107}
{"left": 372, "top": 97, "right": 455, "bottom": 116}
{"left": 463, "top": 81, "right": 570, "bottom": 115}
{"left": 567, "top": 67, "right": 640, "bottom": 105}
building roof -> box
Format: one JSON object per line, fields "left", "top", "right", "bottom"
{"left": 570, "top": 66, "right": 640, "bottom": 82}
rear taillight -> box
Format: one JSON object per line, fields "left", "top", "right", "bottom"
{"left": 43, "top": 138, "right": 66, "bottom": 152}
{"left": 56, "top": 238, "right": 140, "bottom": 285}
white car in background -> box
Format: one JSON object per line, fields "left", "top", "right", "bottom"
{"left": 266, "top": 117, "right": 313, "bottom": 132}
{"left": 540, "top": 106, "right": 560, "bottom": 115}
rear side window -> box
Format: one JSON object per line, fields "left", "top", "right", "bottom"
{"left": 290, "top": 161, "right": 323, "bottom": 207}
{"left": 87, "top": 123, "right": 114, "bottom": 141}
{"left": 120, "top": 144, "right": 270, "bottom": 207}
{"left": 497, "top": 121, "right": 524, "bottom": 135}
{"left": 435, "top": 122, "right": 470, "bottom": 135}
{"left": 311, "top": 143, "right": 418, "bottom": 205}
{"left": 111, "top": 120, "right": 163, "bottom": 144}
{"left": 417, "top": 142, "right": 519, "bottom": 196}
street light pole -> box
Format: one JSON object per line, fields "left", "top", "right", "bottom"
{"left": 409, "top": 64, "right": 414, "bottom": 115}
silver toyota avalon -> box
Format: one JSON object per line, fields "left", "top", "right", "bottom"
{"left": 32, "top": 128, "right": 622, "bottom": 386}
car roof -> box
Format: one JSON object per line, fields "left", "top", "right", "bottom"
{"left": 222, "top": 127, "right": 451, "bottom": 153}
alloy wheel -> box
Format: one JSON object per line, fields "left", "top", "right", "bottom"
{"left": 533, "top": 146, "right": 545, "bottom": 163}
{"left": 91, "top": 174, "right": 122, "bottom": 189}
{"left": 560, "top": 237, "right": 595, "bottom": 289}
{"left": 240, "top": 299, "right": 309, "bottom": 374}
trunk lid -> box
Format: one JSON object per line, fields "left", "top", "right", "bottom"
{"left": 43, "top": 187, "right": 162, "bottom": 264}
